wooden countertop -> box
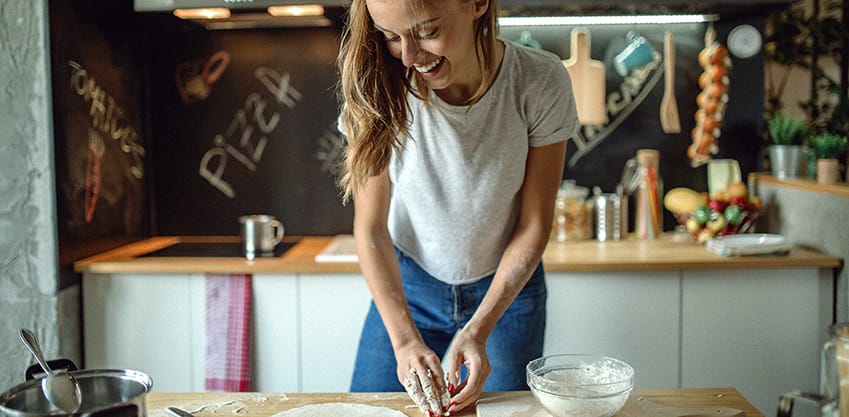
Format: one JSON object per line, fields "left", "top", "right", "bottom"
{"left": 73, "top": 234, "right": 842, "bottom": 274}
{"left": 145, "top": 388, "right": 765, "bottom": 417}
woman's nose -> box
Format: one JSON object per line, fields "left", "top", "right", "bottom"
{"left": 400, "top": 38, "right": 420, "bottom": 68}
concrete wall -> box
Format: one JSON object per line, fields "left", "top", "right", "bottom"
{"left": 0, "top": 0, "right": 79, "bottom": 392}
{"left": 755, "top": 182, "right": 849, "bottom": 321}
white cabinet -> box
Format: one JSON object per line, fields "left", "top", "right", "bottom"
{"left": 82, "top": 273, "right": 205, "bottom": 391}
{"left": 681, "top": 268, "right": 832, "bottom": 415}
{"left": 548, "top": 267, "right": 832, "bottom": 415}
{"left": 82, "top": 273, "right": 301, "bottom": 392}
{"left": 298, "top": 274, "right": 371, "bottom": 392}
{"left": 544, "top": 271, "right": 681, "bottom": 389}
{"left": 82, "top": 272, "right": 364, "bottom": 393}
{"left": 252, "top": 274, "right": 300, "bottom": 392}
{"left": 83, "top": 266, "right": 832, "bottom": 413}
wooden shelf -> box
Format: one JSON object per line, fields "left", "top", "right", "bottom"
{"left": 750, "top": 172, "right": 849, "bottom": 198}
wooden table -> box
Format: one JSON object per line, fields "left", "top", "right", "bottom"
{"left": 145, "top": 388, "right": 766, "bottom": 417}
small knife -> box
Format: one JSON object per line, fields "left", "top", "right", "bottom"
{"left": 167, "top": 407, "right": 195, "bottom": 417}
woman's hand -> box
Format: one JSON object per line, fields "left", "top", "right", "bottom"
{"left": 396, "top": 341, "right": 452, "bottom": 416}
{"left": 442, "top": 329, "right": 491, "bottom": 415}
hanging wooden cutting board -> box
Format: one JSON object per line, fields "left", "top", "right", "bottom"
{"left": 476, "top": 392, "right": 746, "bottom": 417}
{"left": 562, "top": 28, "right": 606, "bottom": 126}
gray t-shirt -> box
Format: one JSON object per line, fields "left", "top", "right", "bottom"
{"left": 388, "top": 40, "right": 579, "bottom": 284}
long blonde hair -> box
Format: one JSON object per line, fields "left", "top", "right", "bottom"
{"left": 337, "top": 0, "right": 500, "bottom": 202}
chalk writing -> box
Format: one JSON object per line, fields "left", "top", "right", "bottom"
{"left": 68, "top": 61, "right": 145, "bottom": 180}
{"left": 199, "top": 66, "right": 302, "bottom": 198}
{"left": 84, "top": 128, "right": 105, "bottom": 223}
{"left": 316, "top": 123, "right": 346, "bottom": 178}
{"left": 255, "top": 67, "right": 302, "bottom": 109}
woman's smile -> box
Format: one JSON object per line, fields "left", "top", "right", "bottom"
{"left": 414, "top": 56, "right": 444, "bottom": 74}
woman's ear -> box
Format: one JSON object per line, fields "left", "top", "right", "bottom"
{"left": 472, "top": 0, "right": 489, "bottom": 19}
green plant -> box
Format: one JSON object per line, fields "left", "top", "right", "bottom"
{"left": 810, "top": 133, "right": 848, "bottom": 158}
{"left": 767, "top": 112, "right": 809, "bottom": 145}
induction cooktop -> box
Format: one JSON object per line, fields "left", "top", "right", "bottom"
{"left": 139, "top": 240, "right": 298, "bottom": 258}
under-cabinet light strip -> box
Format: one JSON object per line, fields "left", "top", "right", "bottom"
{"left": 498, "top": 14, "right": 719, "bottom": 26}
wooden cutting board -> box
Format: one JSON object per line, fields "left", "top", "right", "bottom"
{"left": 476, "top": 392, "right": 746, "bottom": 417}
{"left": 562, "top": 28, "right": 606, "bottom": 126}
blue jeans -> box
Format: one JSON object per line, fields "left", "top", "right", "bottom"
{"left": 350, "top": 248, "right": 547, "bottom": 392}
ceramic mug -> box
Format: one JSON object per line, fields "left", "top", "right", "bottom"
{"left": 613, "top": 31, "right": 655, "bottom": 77}
{"left": 239, "top": 214, "right": 284, "bottom": 260}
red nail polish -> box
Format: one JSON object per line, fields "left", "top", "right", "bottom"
{"left": 448, "top": 383, "right": 455, "bottom": 394}
{"left": 450, "top": 401, "right": 457, "bottom": 408}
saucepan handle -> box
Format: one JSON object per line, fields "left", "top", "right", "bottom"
{"left": 25, "top": 358, "right": 78, "bottom": 381}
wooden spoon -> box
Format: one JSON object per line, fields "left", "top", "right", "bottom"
{"left": 660, "top": 31, "right": 682, "bottom": 134}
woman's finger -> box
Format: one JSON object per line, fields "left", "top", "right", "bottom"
{"left": 402, "top": 368, "right": 428, "bottom": 412}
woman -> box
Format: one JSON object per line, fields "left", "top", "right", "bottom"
{"left": 336, "top": 0, "right": 578, "bottom": 415}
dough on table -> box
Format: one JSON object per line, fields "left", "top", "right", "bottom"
{"left": 270, "top": 402, "right": 408, "bottom": 417}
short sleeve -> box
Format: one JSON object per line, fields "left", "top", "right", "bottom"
{"left": 527, "top": 58, "right": 579, "bottom": 147}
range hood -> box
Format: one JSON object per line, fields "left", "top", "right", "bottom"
{"left": 134, "top": 0, "right": 792, "bottom": 28}
{"left": 134, "top": 0, "right": 346, "bottom": 12}
{"left": 135, "top": 0, "right": 791, "bottom": 14}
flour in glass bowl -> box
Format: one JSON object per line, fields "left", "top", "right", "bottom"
{"left": 528, "top": 356, "right": 633, "bottom": 417}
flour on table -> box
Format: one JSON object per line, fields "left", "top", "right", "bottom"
{"left": 270, "top": 403, "right": 407, "bottom": 417}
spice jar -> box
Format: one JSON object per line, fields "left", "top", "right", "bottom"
{"left": 634, "top": 149, "right": 663, "bottom": 239}
{"left": 551, "top": 180, "right": 593, "bottom": 242}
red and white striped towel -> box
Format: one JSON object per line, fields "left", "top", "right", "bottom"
{"left": 205, "top": 274, "right": 253, "bottom": 392}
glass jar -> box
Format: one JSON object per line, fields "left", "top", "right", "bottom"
{"left": 551, "top": 180, "right": 593, "bottom": 242}
{"left": 634, "top": 149, "right": 663, "bottom": 239}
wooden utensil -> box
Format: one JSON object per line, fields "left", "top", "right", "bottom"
{"left": 660, "top": 31, "right": 681, "bottom": 134}
{"left": 563, "top": 28, "right": 606, "bottom": 126}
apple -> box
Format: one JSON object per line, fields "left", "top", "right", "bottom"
{"left": 728, "top": 196, "right": 747, "bottom": 208}
{"left": 707, "top": 198, "right": 727, "bottom": 213}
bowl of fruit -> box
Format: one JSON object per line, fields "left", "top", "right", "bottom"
{"left": 664, "top": 182, "right": 761, "bottom": 244}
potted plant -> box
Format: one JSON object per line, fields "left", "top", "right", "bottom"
{"left": 810, "top": 133, "right": 848, "bottom": 184}
{"left": 766, "top": 112, "right": 809, "bottom": 178}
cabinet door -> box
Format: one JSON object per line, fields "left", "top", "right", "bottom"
{"left": 298, "top": 274, "right": 371, "bottom": 392}
{"left": 252, "top": 274, "right": 299, "bottom": 392}
{"left": 82, "top": 273, "right": 203, "bottom": 391}
{"left": 545, "top": 271, "right": 681, "bottom": 389}
{"left": 682, "top": 268, "right": 832, "bottom": 415}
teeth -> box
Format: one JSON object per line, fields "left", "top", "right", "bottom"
{"left": 415, "top": 57, "right": 443, "bottom": 73}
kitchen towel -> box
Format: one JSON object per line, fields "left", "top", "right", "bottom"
{"left": 205, "top": 273, "right": 253, "bottom": 392}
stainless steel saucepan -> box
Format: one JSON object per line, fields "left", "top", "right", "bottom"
{"left": 0, "top": 365, "right": 152, "bottom": 417}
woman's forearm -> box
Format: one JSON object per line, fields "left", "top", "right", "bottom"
{"left": 352, "top": 170, "right": 424, "bottom": 351}
{"left": 354, "top": 229, "right": 423, "bottom": 350}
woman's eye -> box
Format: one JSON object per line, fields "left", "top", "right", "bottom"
{"left": 417, "top": 28, "right": 438, "bottom": 40}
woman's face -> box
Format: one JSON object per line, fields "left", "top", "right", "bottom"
{"left": 366, "top": 0, "right": 486, "bottom": 100}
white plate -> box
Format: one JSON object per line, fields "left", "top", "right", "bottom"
{"left": 706, "top": 233, "right": 790, "bottom": 256}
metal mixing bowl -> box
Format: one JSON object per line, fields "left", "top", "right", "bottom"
{"left": 526, "top": 354, "right": 634, "bottom": 417}
{"left": 0, "top": 369, "right": 152, "bottom": 417}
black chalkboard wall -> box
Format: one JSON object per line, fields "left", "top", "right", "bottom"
{"left": 144, "top": 13, "right": 766, "bottom": 236}
{"left": 146, "top": 18, "right": 352, "bottom": 236}
{"left": 50, "top": 0, "right": 150, "bottom": 287}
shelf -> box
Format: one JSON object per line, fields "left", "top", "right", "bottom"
{"left": 749, "top": 172, "right": 849, "bottom": 198}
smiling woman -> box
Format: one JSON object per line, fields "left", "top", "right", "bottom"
{"left": 336, "top": 0, "right": 578, "bottom": 415}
